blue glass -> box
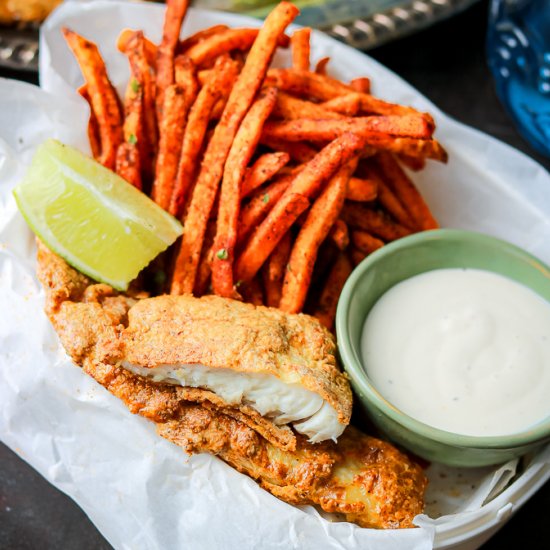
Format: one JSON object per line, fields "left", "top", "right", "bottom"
{"left": 487, "top": 0, "right": 550, "bottom": 157}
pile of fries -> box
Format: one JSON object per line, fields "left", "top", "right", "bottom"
{"left": 63, "top": 0, "right": 446, "bottom": 330}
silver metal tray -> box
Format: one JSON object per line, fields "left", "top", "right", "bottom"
{"left": 0, "top": 0, "right": 480, "bottom": 72}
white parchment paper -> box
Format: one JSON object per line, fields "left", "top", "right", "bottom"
{"left": 0, "top": 1, "right": 549, "bottom": 549}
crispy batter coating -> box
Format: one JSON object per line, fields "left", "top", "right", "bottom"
{"left": 36, "top": 243, "right": 427, "bottom": 528}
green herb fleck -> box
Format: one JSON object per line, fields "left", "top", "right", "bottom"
{"left": 235, "top": 280, "right": 243, "bottom": 288}
{"left": 131, "top": 78, "right": 141, "bottom": 94}
{"left": 216, "top": 248, "right": 228, "bottom": 260}
{"left": 128, "top": 133, "right": 137, "bottom": 145}
{"left": 262, "top": 193, "right": 269, "bottom": 204}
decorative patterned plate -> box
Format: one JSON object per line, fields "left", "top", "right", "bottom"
{"left": 0, "top": 0, "right": 480, "bottom": 72}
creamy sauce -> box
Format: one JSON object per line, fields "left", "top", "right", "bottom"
{"left": 361, "top": 268, "right": 550, "bottom": 437}
{"left": 122, "top": 362, "right": 344, "bottom": 443}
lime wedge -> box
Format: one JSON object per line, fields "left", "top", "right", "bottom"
{"left": 13, "top": 139, "right": 183, "bottom": 291}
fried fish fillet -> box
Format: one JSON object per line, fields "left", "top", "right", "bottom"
{"left": 37, "top": 243, "right": 427, "bottom": 528}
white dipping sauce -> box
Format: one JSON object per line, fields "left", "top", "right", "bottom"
{"left": 361, "top": 268, "right": 550, "bottom": 437}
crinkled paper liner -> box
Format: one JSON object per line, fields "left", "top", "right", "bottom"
{"left": 1, "top": 1, "right": 549, "bottom": 549}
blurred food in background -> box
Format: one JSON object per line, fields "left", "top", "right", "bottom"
{"left": 0, "top": 0, "right": 62, "bottom": 24}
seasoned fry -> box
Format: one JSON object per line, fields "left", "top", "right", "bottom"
{"left": 125, "top": 30, "right": 158, "bottom": 178}
{"left": 169, "top": 55, "right": 238, "bottom": 218}
{"left": 212, "top": 87, "right": 278, "bottom": 298}
{"left": 280, "top": 161, "right": 355, "bottom": 313}
{"left": 374, "top": 152, "right": 439, "bottom": 230}
{"left": 272, "top": 92, "right": 344, "bottom": 120}
{"left": 377, "top": 179, "right": 415, "bottom": 229}
{"left": 193, "top": 219, "right": 217, "bottom": 296}
{"left": 328, "top": 219, "right": 349, "bottom": 250}
{"left": 364, "top": 135, "right": 448, "bottom": 162}
{"left": 156, "top": 0, "right": 189, "bottom": 117}
{"left": 349, "top": 77, "right": 371, "bottom": 94}
{"left": 291, "top": 27, "right": 311, "bottom": 71}
{"left": 151, "top": 79, "right": 196, "bottom": 210}
{"left": 262, "top": 115, "right": 434, "bottom": 142}
{"left": 260, "top": 136, "right": 318, "bottom": 163}
{"left": 350, "top": 248, "right": 368, "bottom": 266}
{"left": 117, "top": 28, "right": 157, "bottom": 67}
{"left": 186, "top": 28, "right": 259, "bottom": 67}
{"left": 262, "top": 231, "right": 292, "bottom": 307}
{"left": 77, "top": 84, "right": 101, "bottom": 160}
{"left": 313, "top": 253, "right": 353, "bottom": 330}
{"left": 346, "top": 176, "right": 378, "bottom": 202}
{"left": 315, "top": 56, "right": 330, "bottom": 75}
{"left": 397, "top": 153, "right": 426, "bottom": 171}
{"left": 234, "top": 193, "right": 310, "bottom": 283}
{"left": 179, "top": 24, "right": 229, "bottom": 52}
{"left": 267, "top": 68, "right": 434, "bottom": 124}
{"left": 351, "top": 230, "right": 385, "bottom": 255}
{"left": 321, "top": 93, "right": 362, "bottom": 116}
{"left": 238, "top": 176, "right": 294, "bottom": 244}
{"left": 241, "top": 151, "right": 290, "bottom": 198}
{"left": 115, "top": 142, "right": 142, "bottom": 189}
{"left": 235, "top": 133, "right": 363, "bottom": 283}
{"left": 171, "top": 1, "right": 299, "bottom": 295}
{"left": 63, "top": 28, "right": 123, "bottom": 170}
{"left": 341, "top": 203, "right": 412, "bottom": 241}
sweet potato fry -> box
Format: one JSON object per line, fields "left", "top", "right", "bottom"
{"left": 235, "top": 133, "right": 363, "bottom": 283}
{"left": 374, "top": 152, "right": 438, "bottom": 230}
{"left": 179, "top": 24, "right": 229, "bottom": 52}
{"left": 212, "top": 87, "right": 278, "bottom": 298}
{"left": 315, "top": 56, "right": 330, "bottom": 75}
{"left": 171, "top": 2, "right": 298, "bottom": 295}
{"left": 262, "top": 115, "right": 433, "bottom": 142}
{"left": 350, "top": 77, "right": 371, "bottom": 94}
{"left": 267, "top": 68, "right": 434, "bottom": 124}
{"left": 62, "top": 28, "right": 123, "bottom": 170}
{"left": 124, "top": 30, "right": 158, "bottom": 179}
{"left": 272, "top": 92, "right": 344, "bottom": 120}
{"left": 313, "top": 253, "right": 353, "bottom": 331}
{"left": 117, "top": 28, "right": 157, "bottom": 67}
{"left": 397, "top": 153, "right": 426, "bottom": 171}
{"left": 291, "top": 27, "right": 311, "bottom": 71}
{"left": 77, "top": 84, "right": 101, "bottom": 160}
{"left": 186, "top": 28, "right": 259, "bottom": 67}
{"left": 351, "top": 229, "right": 385, "bottom": 256}
{"left": 320, "top": 93, "right": 362, "bottom": 116}
{"left": 262, "top": 230, "right": 292, "bottom": 307}
{"left": 346, "top": 176, "right": 378, "bottom": 202}
{"left": 279, "top": 132, "right": 365, "bottom": 200}
{"left": 169, "top": 55, "right": 238, "bottom": 218}
{"left": 341, "top": 203, "right": 412, "bottom": 241}
{"left": 363, "top": 135, "right": 448, "bottom": 162}
{"left": 238, "top": 175, "right": 294, "bottom": 245}
{"left": 156, "top": 0, "right": 189, "bottom": 118}
{"left": 350, "top": 247, "right": 368, "bottom": 267}
{"left": 241, "top": 151, "right": 290, "bottom": 198}
{"left": 328, "top": 219, "right": 349, "bottom": 250}
{"left": 280, "top": 161, "right": 355, "bottom": 313}
{"left": 260, "top": 136, "right": 318, "bottom": 163}
{"left": 115, "top": 142, "right": 142, "bottom": 189}
{"left": 193, "top": 219, "right": 217, "bottom": 296}
{"left": 377, "top": 179, "right": 415, "bottom": 229}
{"left": 234, "top": 193, "right": 310, "bottom": 283}
{"left": 151, "top": 80, "right": 196, "bottom": 209}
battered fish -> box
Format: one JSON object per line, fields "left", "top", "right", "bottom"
{"left": 37, "top": 243, "right": 427, "bottom": 528}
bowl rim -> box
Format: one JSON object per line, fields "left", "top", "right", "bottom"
{"left": 336, "top": 228, "right": 550, "bottom": 449}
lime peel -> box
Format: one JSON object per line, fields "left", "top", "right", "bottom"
{"left": 13, "top": 139, "right": 183, "bottom": 290}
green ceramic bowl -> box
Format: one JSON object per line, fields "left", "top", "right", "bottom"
{"left": 336, "top": 229, "right": 550, "bottom": 467}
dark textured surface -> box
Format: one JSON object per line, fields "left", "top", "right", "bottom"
{"left": 1, "top": 1, "right": 549, "bottom": 549}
